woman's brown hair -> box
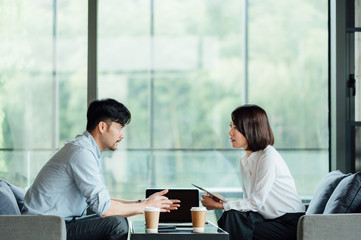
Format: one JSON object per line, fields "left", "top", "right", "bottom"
{"left": 231, "top": 104, "right": 274, "bottom": 152}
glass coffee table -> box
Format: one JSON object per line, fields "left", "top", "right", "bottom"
{"left": 130, "top": 221, "right": 229, "bottom": 240}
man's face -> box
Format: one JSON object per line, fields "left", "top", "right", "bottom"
{"left": 103, "top": 121, "right": 125, "bottom": 151}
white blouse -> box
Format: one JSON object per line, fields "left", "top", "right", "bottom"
{"left": 223, "top": 145, "right": 305, "bottom": 219}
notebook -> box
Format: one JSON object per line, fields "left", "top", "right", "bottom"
{"left": 145, "top": 188, "right": 199, "bottom": 227}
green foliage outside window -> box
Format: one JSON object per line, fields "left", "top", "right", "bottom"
{"left": 0, "top": 0, "right": 328, "bottom": 203}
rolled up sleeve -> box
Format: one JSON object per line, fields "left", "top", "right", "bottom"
{"left": 67, "top": 149, "right": 111, "bottom": 216}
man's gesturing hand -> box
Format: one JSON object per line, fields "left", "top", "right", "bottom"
{"left": 145, "top": 189, "right": 181, "bottom": 212}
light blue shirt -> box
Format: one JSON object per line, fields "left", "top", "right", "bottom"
{"left": 24, "top": 131, "right": 111, "bottom": 221}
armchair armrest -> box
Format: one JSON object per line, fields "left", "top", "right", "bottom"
{"left": 0, "top": 215, "right": 66, "bottom": 240}
{"left": 297, "top": 213, "right": 361, "bottom": 240}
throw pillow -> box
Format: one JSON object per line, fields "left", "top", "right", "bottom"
{"left": 0, "top": 181, "right": 21, "bottom": 215}
{"left": 5, "top": 181, "right": 26, "bottom": 212}
{"left": 323, "top": 171, "right": 361, "bottom": 213}
{"left": 306, "top": 170, "right": 350, "bottom": 215}
{"left": 0, "top": 178, "right": 26, "bottom": 212}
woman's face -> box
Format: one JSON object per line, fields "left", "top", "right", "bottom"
{"left": 229, "top": 121, "right": 248, "bottom": 149}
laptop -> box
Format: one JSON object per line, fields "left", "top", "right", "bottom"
{"left": 145, "top": 188, "right": 199, "bottom": 227}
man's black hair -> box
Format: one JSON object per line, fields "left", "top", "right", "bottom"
{"left": 86, "top": 98, "right": 131, "bottom": 131}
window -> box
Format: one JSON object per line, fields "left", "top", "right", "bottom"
{"left": 0, "top": 0, "right": 328, "bottom": 214}
{"left": 345, "top": 0, "right": 361, "bottom": 171}
{"left": 97, "top": 0, "right": 329, "bottom": 202}
{"left": 0, "top": 0, "right": 87, "bottom": 186}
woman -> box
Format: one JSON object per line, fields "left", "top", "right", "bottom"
{"left": 201, "top": 104, "right": 305, "bottom": 240}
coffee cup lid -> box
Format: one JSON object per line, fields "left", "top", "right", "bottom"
{"left": 145, "top": 207, "right": 160, "bottom": 211}
{"left": 190, "top": 207, "right": 207, "bottom": 211}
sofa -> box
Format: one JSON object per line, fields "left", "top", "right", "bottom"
{"left": 0, "top": 178, "right": 66, "bottom": 240}
{"left": 297, "top": 170, "right": 361, "bottom": 240}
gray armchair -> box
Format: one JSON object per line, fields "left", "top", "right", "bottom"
{"left": 0, "top": 215, "right": 66, "bottom": 240}
{"left": 297, "top": 170, "right": 361, "bottom": 240}
{"left": 0, "top": 178, "right": 66, "bottom": 240}
{"left": 297, "top": 213, "right": 361, "bottom": 240}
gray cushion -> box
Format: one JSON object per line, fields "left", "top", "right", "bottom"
{"left": 306, "top": 170, "right": 350, "bottom": 214}
{"left": 0, "top": 178, "right": 26, "bottom": 212}
{"left": 297, "top": 214, "right": 361, "bottom": 240}
{"left": 323, "top": 171, "right": 361, "bottom": 213}
{"left": 0, "top": 181, "right": 21, "bottom": 215}
{"left": 0, "top": 215, "right": 67, "bottom": 240}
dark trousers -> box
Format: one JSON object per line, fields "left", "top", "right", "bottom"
{"left": 218, "top": 210, "right": 304, "bottom": 240}
{"left": 66, "top": 214, "right": 128, "bottom": 240}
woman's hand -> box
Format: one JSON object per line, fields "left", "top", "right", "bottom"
{"left": 144, "top": 189, "right": 180, "bottom": 212}
{"left": 201, "top": 193, "right": 226, "bottom": 210}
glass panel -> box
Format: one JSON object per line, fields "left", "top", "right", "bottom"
{"left": 101, "top": 150, "right": 241, "bottom": 196}
{"left": 248, "top": 0, "right": 329, "bottom": 150}
{"left": 153, "top": 75, "right": 236, "bottom": 149}
{"left": 0, "top": 74, "right": 54, "bottom": 149}
{"left": 97, "top": 0, "right": 328, "bottom": 200}
{"left": 57, "top": 0, "right": 88, "bottom": 144}
{"left": 98, "top": 0, "right": 151, "bottom": 148}
{"left": 0, "top": 0, "right": 87, "bottom": 184}
{"left": 280, "top": 150, "right": 329, "bottom": 198}
{"left": 151, "top": 150, "right": 241, "bottom": 188}
{"left": 97, "top": 74, "right": 150, "bottom": 148}
{"left": 0, "top": 150, "right": 55, "bottom": 188}
{"left": 152, "top": 0, "right": 243, "bottom": 148}
{"left": 356, "top": 32, "right": 361, "bottom": 121}
{"left": 356, "top": 0, "right": 361, "bottom": 28}
{"left": 102, "top": 150, "right": 149, "bottom": 200}
{"left": 102, "top": 149, "right": 239, "bottom": 223}
{"left": 0, "top": 1, "right": 53, "bottom": 149}
{"left": 101, "top": 149, "right": 328, "bottom": 200}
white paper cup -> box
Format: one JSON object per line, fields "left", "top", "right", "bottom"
{"left": 146, "top": 228, "right": 158, "bottom": 233}
{"left": 191, "top": 207, "right": 207, "bottom": 233}
{"left": 144, "top": 207, "right": 160, "bottom": 233}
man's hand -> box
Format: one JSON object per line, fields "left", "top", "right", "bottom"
{"left": 145, "top": 189, "right": 181, "bottom": 212}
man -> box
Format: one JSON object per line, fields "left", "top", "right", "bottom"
{"left": 24, "top": 98, "right": 179, "bottom": 240}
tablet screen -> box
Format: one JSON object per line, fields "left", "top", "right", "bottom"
{"left": 192, "top": 184, "right": 228, "bottom": 202}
